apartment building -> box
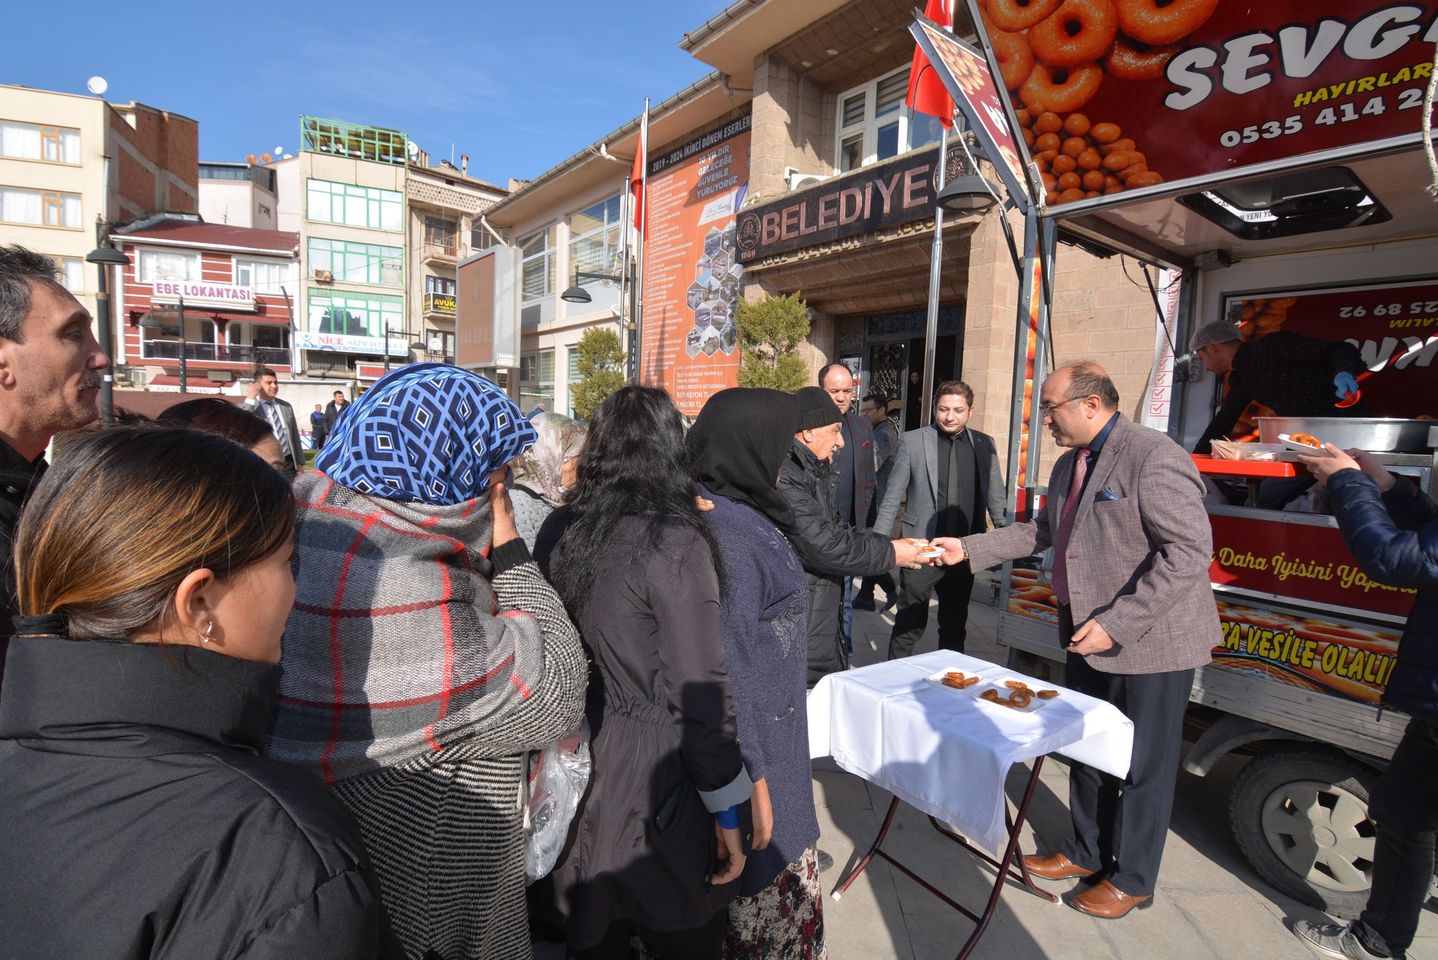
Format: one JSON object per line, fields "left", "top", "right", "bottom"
{"left": 109, "top": 214, "right": 299, "bottom": 393}
{"left": 272, "top": 116, "right": 409, "bottom": 383}
{"left": 0, "top": 83, "right": 198, "bottom": 320}
{"left": 407, "top": 155, "right": 507, "bottom": 365}
{"left": 198, "top": 161, "right": 278, "bottom": 229}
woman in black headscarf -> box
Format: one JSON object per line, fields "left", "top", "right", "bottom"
{"left": 688, "top": 388, "right": 828, "bottom": 959}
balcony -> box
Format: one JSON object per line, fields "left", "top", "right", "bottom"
{"left": 423, "top": 292, "right": 456, "bottom": 317}
{"left": 422, "top": 241, "right": 459, "bottom": 265}
{"left": 141, "top": 341, "right": 291, "bottom": 366}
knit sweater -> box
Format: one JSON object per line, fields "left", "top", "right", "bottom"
{"left": 268, "top": 472, "right": 588, "bottom": 960}
{"left": 701, "top": 486, "right": 819, "bottom": 896}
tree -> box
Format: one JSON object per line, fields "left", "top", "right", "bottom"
{"left": 571, "top": 326, "right": 626, "bottom": 420}
{"left": 736, "top": 292, "right": 811, "bottom": 392}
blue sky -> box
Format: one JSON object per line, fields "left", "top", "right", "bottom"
{"left": 6, "top": 0, "right": 718, "bottom": 186}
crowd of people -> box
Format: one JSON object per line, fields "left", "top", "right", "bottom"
{"left": 0, "top": 239, "right": 1434, "bottom": 960}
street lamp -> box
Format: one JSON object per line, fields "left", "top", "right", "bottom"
{"left": 383, "top": 325, "right": 411, "bottom": 373}
{"left": 85, "top": 240, "right": 129, "bottom": 425}
{"left": 560, "top": 270, "right": 622, "bottom": 304}
{"left": 561, "top": 269, "right": 638, "bottom": 381}
{"left": 140, "top": 298, "right": 188, "bottom": 394}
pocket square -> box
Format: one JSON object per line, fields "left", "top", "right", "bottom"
{"left": 1096, "top": 488, "right": 1122, "bottom": 502}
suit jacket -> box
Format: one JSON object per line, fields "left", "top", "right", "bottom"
{"left": 324, "top": 400, "right": 349, "bottom": 433}
{"left": 874, "top": 426, "right": 1006, "bottom": 540}
{"left": 831, "top": 411, "right": 877, "bottom": 529}
{"left": 873, "top": 417, "right": 900, "bottom": 499}
{"left": 244, "top": 396, "right": 303, "bottom": 468}
{"left": 964, "top": 415, "right": 1218, "bottom": 675}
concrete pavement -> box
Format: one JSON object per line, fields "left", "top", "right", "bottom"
{"left": 816, "top": 595, "right": 1438, "bottom": 960}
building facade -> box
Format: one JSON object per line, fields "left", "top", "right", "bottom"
{"left": 0, "top": 83, "right": 198, "bottom": 320}
{"left": 109, "top": 215, "right": 299, "bottom": 394}
{"left": 198, "top": 161, "right": 278, "bottom": 229}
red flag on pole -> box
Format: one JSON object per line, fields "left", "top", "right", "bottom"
{"left": 630, "top": 105, "right": 649, "bottom": 232}
{"left": 905, "top": 0, "right": 954, "bottom": 128}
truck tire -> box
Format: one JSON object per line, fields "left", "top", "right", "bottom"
{"left": 1229, "top": 744, "right": 1378, "bottom": 918}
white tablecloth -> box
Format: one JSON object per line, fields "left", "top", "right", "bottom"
{"left": 809, "top": 651, "right": 1134, "bottom": 851}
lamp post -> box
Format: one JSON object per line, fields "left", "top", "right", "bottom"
{"left": 383, "top": 324, "right": 408, "bottom": 373}
{"left": 85, "top": 230, "right": 129, "bottom": 425}
{"left": 140, "top": 297, "right": 188, "bottom": 393}
{"left": 560, "top": 269, "right": 634, "bottom": 380}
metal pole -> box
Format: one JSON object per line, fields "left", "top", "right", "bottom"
{"left": 177, "top": 296, "right": 188, "bottom": 394}
{"left": 1024, "top": 218, "right": 1057, "bottom": 495}
{"left": 384, "top": 326, "right": 392, "bottom": 374}
{"left": 92, "top": 221, "right": 115, "bottom": 425}
{"left": 919, "top": 128, "right": 948, "bottom": 429}
{"left": 1003, "top": 212, "right": 1039, "bottom": 524}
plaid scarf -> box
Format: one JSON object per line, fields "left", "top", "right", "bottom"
{"left": 267, "top": 473, "right": 549, "bottom": 784}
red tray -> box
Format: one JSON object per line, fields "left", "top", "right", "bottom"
{"left": 1190, "top": 454, "right": 1298, "bottom": 479}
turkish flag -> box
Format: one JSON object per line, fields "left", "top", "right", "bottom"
{"left": 630, "top": 124, "right": 646, "bottom": 233}
{"left": 905, "top": 0, "right": 954, "bottom": 129}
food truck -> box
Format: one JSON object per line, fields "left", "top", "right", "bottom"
{"left": 922, "top": 0, "right": 1438, "bottom": 918}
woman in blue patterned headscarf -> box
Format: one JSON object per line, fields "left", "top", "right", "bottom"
{"left": 270, "top": 363, "right": 588, "bottom": 960}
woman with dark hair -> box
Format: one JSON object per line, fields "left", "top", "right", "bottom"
{"left": 158, "top": 396, "right": 287, "bottom": 472}
{"left": 688, "top": 387, "right": 827, "bottom": 958}
{"left": 0, "top": 427, "right": 397, "bottom": 959}
{"left": 537, "top": 385, "right": 750, "bottom": 960}
{"left": 266, "top": 363, "right": 587, "bottom": 960}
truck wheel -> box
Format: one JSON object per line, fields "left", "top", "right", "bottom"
{"left": 1229, "top": 744, "right": 1378, "bottom": 918}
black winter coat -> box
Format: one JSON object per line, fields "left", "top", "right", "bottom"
{"left": 778, "top": 441, "right": 896, "bottom": 685}
{"left": 0, "top": 627, "right": 400, "bottom": 960}
{"left": 0, "top": 438, "right": 44, "bottom": 700}
{"left": 1327, "top": 470, "right": 1438, "bottom": 721}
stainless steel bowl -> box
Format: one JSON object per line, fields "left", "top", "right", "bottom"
{"left": 1256, "top": 417, "right": 1436, "bottom": 452}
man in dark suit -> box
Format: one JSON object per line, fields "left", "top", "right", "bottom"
{"left": 856, "top": 390, "right": 900, "bottom": 612}
{"left": 819, "top": 363, "right": 876, "bottom": 655}
{"left": 940, "top": 362, "right": 1218, "bottom": 919}
{"left": 874, "top": 380, "right": 1005, "bottom": 658}
{"left": 242, "top": 366, "right": 303, "bottom": 481}
{"left": 324, "top": 390, "right": 349, "bottom": 434}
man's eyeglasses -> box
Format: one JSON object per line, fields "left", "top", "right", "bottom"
{"left": 1038, "top": 395, "right": 1089, "bottom": 418}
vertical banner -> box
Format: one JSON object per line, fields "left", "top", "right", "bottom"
{"left": 639, "top": 115, "right": 752, "bottom": 416}
{"left": 456, "top": 247, "right": 521, "bottom": 370}
{"left": 1141, "top": 269, "right": 1183, "bottom": 430}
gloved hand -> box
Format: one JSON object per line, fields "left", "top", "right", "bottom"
{"left": 1333, "top": 371, "right": 1359, "bottom": 400}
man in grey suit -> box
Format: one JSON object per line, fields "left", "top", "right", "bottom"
{"left": 242, "top": 366, "right": 302, "bottom": 481}
{"left": 874, "top": 380, "right": 1005, "bottom": 657}
{"left": 938, "top": 362, "right": 1217, "bottom": 919}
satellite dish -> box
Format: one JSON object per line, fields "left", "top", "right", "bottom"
{"left": 274, "top": 145, "right": 284, "bottom": 156}
{"left": 86, "top": 76, "right": 108, "bottom": 96}
{"left": 406, "top": 140, "right": 420, "bottom": 160}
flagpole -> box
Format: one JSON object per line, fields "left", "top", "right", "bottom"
{"left": 918, "top": 0, "right": 952, "bottom": 429}
{"left": 630, "top": 98, "right": 649, "bottom": 384}
{"left": 618, "top": 173, "right": 632, "bottom": 352}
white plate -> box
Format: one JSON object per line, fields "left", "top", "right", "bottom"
{"left": 1278, "top": 433, "right": 1329, "bottom": 455}
{"left": 926, "top": 668, "right": 987, "bottom": 691}
{"left": 918, "top": 546, "right": 946, "bottom": 560}
{"left": 971, "top": 676, "right": 1054, "bottom": 713}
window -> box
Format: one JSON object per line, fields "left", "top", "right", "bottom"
{"left": 251, "top": 324, "right": 290, "bottom": 351}
{"left": 834, "top": 67, "right": 946, "bottom": 173}
{"left": 568, "top": 194, "right": 622, "bottom": 287}
{"left": 300, "top": 116, "right": 407, "bottom": 166}
{"left": 520, "top": 226, "right": 555, "bottom": 301}
{"left": 519, "top": 349, "right": 555, "bottom": 414}
{"left": 305, "top": 179, "right": 403, "bottom": 231}
{"left": 137, "top": 250, "right": 200, "bottom": 282}
{"left": 567, "top": 345, "right": 582, "bottom": 417}
{"left": 307, "top": 291, "right": 403, "bottom": 341}
{"left": 308, "top": 238, "right": 403, "bottom": 286}
{"left": 424, "top": 216, "right": 458, "bottom": 251}
{"left": 234, "top": 258, "right": 295, "bottom": 293}
{"left": 0, "top": 187, "right": 81, "bottom": 228}
{"left": 0, "top": 121, "right": 80, "bottom": 164}
{"left": 55, "top": 257, "right": 84, "bottom": 293}
{"left": 424, "top": 275, "right": 456, "bottom": 296}
{"left": 471, "top": 223, "right": 496, "bottom": 252}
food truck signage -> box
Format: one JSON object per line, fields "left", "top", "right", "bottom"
{"left": 966, "top": 0, "right": 1438, "bottom": 210}
{"left": 1209, "top": 511, "right": 1417, "bottom": 619}
{"left": 1224, "top": 278, "right": 1438, "bottom": 419}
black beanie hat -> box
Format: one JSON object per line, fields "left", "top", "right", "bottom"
{"left": 794, "top": 386, "right": 843, "bottom": 432}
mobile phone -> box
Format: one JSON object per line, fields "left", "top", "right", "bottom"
{"left": 654, "top": 784, "right": 683, "bottom": 832}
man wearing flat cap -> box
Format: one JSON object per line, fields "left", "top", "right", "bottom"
{"left": 780, "top": 386, "right": 924, "bottom": 684}
{"left": 1189, "top": 320, "right": 1369, "bottom": 455}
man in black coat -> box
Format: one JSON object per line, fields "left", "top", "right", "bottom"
{"left": 1293, "top": 446, "right": 1438, "bottom": 960}
{"left": 780, "top": 387, "right": 923, "bottom": 685}
{"left": 818, "top": 363, "right": 876, "bottom": 654}
{"left": 0, "top": 246, "right": 110, "bottom": 697}
{"left": 243, "top": 366, "right": 303, "bottom": 480}
{"left": 325, "top": 389, "right": 350, "bottom": 433}
{"left": 874, "top": 380, "right": 1006, "bottom": 658}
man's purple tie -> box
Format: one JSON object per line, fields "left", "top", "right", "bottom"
{"left": 1051, "top": 448, "right": 1091, "bottom": 606}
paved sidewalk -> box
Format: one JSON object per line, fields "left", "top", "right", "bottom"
{"left": 816, "top": 595, "right": 1438, "bottom": 960}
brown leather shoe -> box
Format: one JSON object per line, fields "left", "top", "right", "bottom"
{"left": 1067, "top": 879, "right": 1152, "bottom": 919}
{"left": 1021, "top": 852, "right": 1094, "bottom": 880}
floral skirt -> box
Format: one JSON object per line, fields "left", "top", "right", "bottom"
{"left": 723, "top": 846, "right": 827, "bottom": 960}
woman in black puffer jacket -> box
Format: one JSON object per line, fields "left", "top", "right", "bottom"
{"left": 1292, "top": 445, "right": 1438, "bottom": 960}
{"left": 0, "top": 427, "right": 399, "bottom": 960}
